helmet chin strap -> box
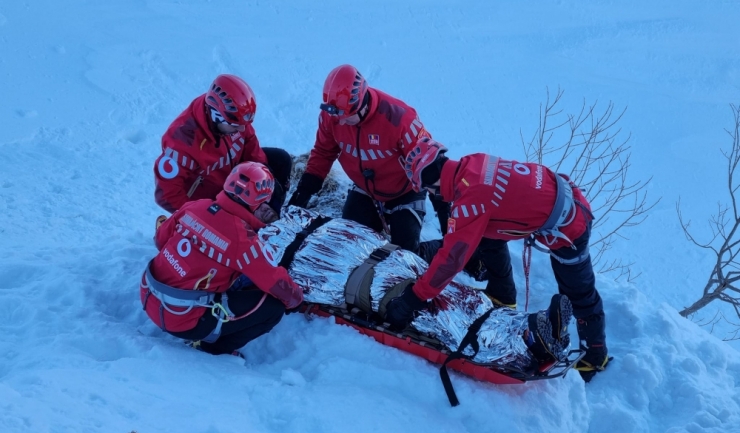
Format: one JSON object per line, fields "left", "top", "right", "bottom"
{"left": 356, "top": 91, "right": 372, "bottom": 123}
{"left": 226, "top": 192, "right": 256, "bottom": 212}
{"left": 425, "top": 184, "right": 443, "bottom": 200}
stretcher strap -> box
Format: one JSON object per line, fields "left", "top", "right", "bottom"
{"left": 344, "top": 244, "right": 400, "bottom": 313}
{"left": 439, "top": 307, "right": 495, "bottom": 407}
{"left": 278, "top": 216, "right": 332, "bottom": 269}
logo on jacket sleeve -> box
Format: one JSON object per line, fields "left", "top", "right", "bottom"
{"left": 447, "top": 218, "right": 456, "bottom": 234}
{"left": 368, "top": 134, "right": 380, "bottom": 145}
{"left": 157, "top": 148, "right": 180, "bottom": 179}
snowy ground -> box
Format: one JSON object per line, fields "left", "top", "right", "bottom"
{"left": 1, "top": 1, "right": 740, "bottom": 432}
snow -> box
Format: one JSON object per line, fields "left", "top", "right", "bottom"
{"left": 2, "top": 1, "right": 740, "bottom": 432}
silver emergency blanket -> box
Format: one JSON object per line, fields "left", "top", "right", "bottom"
{"left": 259, "top": 206, "right": 532, "bottom": 366}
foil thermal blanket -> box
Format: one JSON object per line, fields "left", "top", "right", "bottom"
{"left": 259, "top": 206, "right": 533, "bottom": 367}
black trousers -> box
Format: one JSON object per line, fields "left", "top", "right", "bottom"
{"left": 171, "top": 289, "right": 285, "bottom": 355}
{"left": 263, "top": 147, "right": 292, "bottom": 213}
{"left": 429, "top": 194, "right": 450, "bottom": 235}
{"left": 482, "top": 226, "right": 606, "bottom": 346}
{"left": 417, "top": 237, "right": 517, "bottom": 304}
{"left": 549, "top": 225, "right": 606, "bottom": 347}
{"left": 477, "top": 238, "right": 517, "bottom": 305}
{"left": 342, "top": 188, "right": 427, "bottom": 253}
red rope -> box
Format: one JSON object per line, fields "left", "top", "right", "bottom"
{"left": 228, "top": 292, "right": 268, "bottom": 321}
{"left": 523, "top": 242, "right": 532, "bottom": 312}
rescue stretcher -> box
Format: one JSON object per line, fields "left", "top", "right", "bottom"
{"left": 263, "top": 208, "right": 585, "bottom": 405}
{"left": 303, "top": 303, "right": 584, "bottom": 385}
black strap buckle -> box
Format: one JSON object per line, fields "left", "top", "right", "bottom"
{"left": 369, "top": 247, "right": 392, "bottom": 262}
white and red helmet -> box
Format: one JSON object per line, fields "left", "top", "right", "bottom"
{"left": 401, "top": 137, "right": 448, "bottom": 192}
{"left": 320, "top": 64, "right": 369, "bottom": 119}
{"left": 205, "top": 74, "right": 257, "bottom": 126}
{"left": 224, "top": 162, "right": 275, "bottom": 210}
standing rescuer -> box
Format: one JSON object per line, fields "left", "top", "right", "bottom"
{"left": 384, "top": 137, "right": 611, "bottom": 382}
{"left": 288, "top": 64, "right": 450, "bottom": 252}
{"left": 141, "top": 162, "right": 302, "bottom": 356}
{"left": 154, "top": 74, "right": 292, "bottom": 222}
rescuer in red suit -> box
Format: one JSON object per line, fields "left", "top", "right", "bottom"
{"left": 141, "top": 162, "right": 302, "bottom": 356}
{"left": 154, "top": 74, "right": 292, "bottom": 222}
{"left": 385, "top": 137, "right": 610, "bottom": 382}
{"left": 288, "top": 64, "right": 450, "bottom": 253}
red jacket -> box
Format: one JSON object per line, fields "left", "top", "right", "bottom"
{"left": 140, "top": 192, "right": 302, "bottom": 332}
{"left": 304, "top": 88, "right": 430, "bottom": 201}
{"left": 154, "top": 95, "right": 268, "bottom": 213}
{"left": 413, "top": 154, "right": 592, "bottom": 300}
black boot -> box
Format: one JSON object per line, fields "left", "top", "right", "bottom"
{"left": 575, "top": 313, "right": 610, "bottom": 382}
{"left": 463, "top": 249, "right": 489, "bottom": 282}
{"left": 525, "top": 294, "right": 573, "bottom": 363}
{"left": 484, "top": 292, "right": 517, "bottom": 309}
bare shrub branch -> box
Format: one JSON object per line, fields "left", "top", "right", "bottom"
{"left": 678, "top": 104, "right": 740, "bottom": 337}
{"left": 521, "top": 87, "right": 660, "bottom": 282}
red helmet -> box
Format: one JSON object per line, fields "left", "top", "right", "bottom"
{"left": 401, "top": 137, "right": 448, "bottom": 192}
{"left": 224, "top": 162, "right": 275, "bottom": 210}
{"left": 205, "top": 74, "right": 257, "bottom": 126}
{"left": 320, "top": 64, "right": 369, "bottom": 118}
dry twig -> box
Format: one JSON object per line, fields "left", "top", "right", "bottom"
{"left": 522, "top": 87, "right": 659, "bottom": 282}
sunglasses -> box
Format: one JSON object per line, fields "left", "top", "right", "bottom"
{"left": 209, "top": 106, "right": 254, "bottom": 127}
{"left": 319, "top": 103, "right": 345, "bottom": 116}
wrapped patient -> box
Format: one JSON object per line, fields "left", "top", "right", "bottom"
{"left": 261, "top": 206, "right": 573, "bottom": 369}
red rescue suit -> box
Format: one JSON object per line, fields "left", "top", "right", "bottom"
{"left": 154, "top": 95, "right": 268, "bottom": 213}
{"left": 414, "top": 154, "right": 592, "bottom": 300}
{"left": 140, "top": 192, "right": 302, "bottom": 332}
{"left": 304, "top": 88, "right": 430, "bottom": 201}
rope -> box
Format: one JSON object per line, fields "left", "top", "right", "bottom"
{"left": 211, "top": 292, "right": 268, "bottom": 323}
{"left": 523, "top": 241, "right": 532, "bottom": 312}
{"left": 229, "top": 292, "right": 267, "bottom": 321}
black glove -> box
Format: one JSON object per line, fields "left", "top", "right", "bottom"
{"left": 287, "top": 172, "right": 324, "bottom": 209}
{"left": 284, "top": 302, "right": 304, "bottom": 316}
{"left": 384, "top": 284, "right": 428, "bottom": 330}
{"left": 266, "top": 180, "right": 286, "bottom": 215}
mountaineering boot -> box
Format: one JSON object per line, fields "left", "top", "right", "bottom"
{"left": 155, "top": 215, "right": 167, "bottom": 230}
{"left": 186, "top": 340, "right": 203, "bottom": 351}
{"left": 484, "top": 291, "right": 517, "bottom": 310}
{"left": 187, "top": 340, "right": 246, "bottom": 359}
{"left": 575, "top": 314, "right": 611, "bottom": 382}
{"left": 525, "top": 294, "right": 573, "bottom": 363}
{"left": 463, "top": 250, "right": 489, "bottom": 282}
{"left": 230, "top": 350, "right": 246, "bottom": 360}
{"left": 575, "top": 344, "right": 610, "bottom": 382}
{"left": 548, "top": 292, "right": 573, "bottom": 341}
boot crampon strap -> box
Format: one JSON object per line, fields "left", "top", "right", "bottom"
{"left": 575, "top": 346, "right": 613, "bottom": 382}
